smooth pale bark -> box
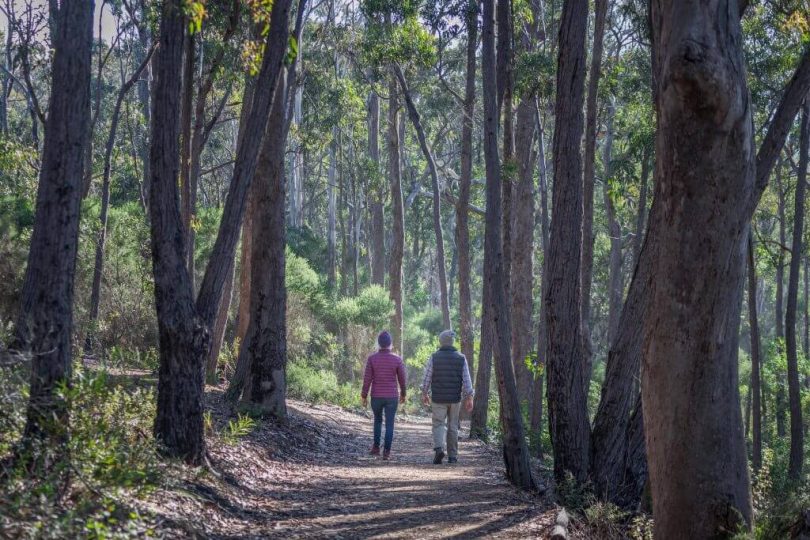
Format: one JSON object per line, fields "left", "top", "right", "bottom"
{"left": 85, "top": 47, "right": 156, "bottom": 355}
{"left": 388, "top": 72, "right": 405, "bottom": 355}
{"left": 393, "top": 65, "right": 451, "bottom": 329}
{"left": 747, "top": 232, "right": 763, "bottom": 470}
{"left": 511, "top": 98, "right": 536, "bottom": 404}
{"left": 368, "top": 90, "right": 386, "bottom": 286}
{"left": 644, "top": 2, "right": 754, "bottom": 534}
{"left": 546, "top": 0, "right": 590, "bottom": 484}
{"left": 480, "top": 0, "right": 535, "bottom": 491}
{"left": 149, "top": 2, "right": 210, "bottom": 464}
{"left": 195, "top": 0, "right": 291, "bottom": 331}
{"left": 581, "top": 0, "right": 608, "bottom": 363}
{"left": 602, "top": 102, "right": 622, "bottom": 345}
{"left": 239, "top": 70, "right": 289, "bottom": 418}
{"left": 456, "top": 0, "right": 477, "bottom": 381}
{"left": 20, "top": 0, "right": 92, "bottom": 448}
{"left": 786, "top": 100, "right": 809, "bottom": 480}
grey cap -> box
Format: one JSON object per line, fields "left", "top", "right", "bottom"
{"left": 439, "top": 330, "right": 455, "bottom": 348}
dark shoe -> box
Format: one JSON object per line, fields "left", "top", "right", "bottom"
{"left": 448, "top": 456, "right": 457, "bottom": 464}
{"left": 370, "top": 445, "right": 381, "bottom": 456}
{"left": 383, "top": 449, "right": 391, "bottom": 460}
{"left": 433, "top": 448, "right": 445, "bottom": 465}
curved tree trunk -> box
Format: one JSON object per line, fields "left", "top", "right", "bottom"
{"left": 545, "top": 0, "right": 590, "bottom": 484}
{"left": 786, "top": 99, "right": 809, "bottom": 480}
{"left": 643, "top": 2, "right": 754, "bottom": 534}
{"left": 388, "top": 71, "right": 404, "bottom": 355}
{"left": 393, "top": 65, "right": 451, "bottom": 330}
{"left": 20, "top": 0, "right": 92, "bottom": 450}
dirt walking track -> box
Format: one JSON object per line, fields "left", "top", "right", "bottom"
{"left": 146, "top": 396, "right": 556, "bottom": 539}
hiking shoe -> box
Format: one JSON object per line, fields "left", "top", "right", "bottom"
{"left": 433, "top": 448, "right": 445, "bottom": 465}
{"left": 448, "top": 456, "right": 457, "bottom": 464}
{"left": 369, "top": 445, "right": 381, "bottom": 456}
{"left": 383, "top": 449, "right": 391, "bottom": 460}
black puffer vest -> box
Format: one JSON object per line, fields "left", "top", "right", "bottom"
{"left": 431, "top": 346, "right": 465, "bottom": 404}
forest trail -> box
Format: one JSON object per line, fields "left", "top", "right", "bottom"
{"left": 145, "top": 392, "right": 556, "bottom": 539}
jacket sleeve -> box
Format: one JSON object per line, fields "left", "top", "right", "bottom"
{"left": 421, "top": 355, "right": 434, "bottom": 396}
{"left": 461, "top": 357, "right": 475, "bottom": 398}
{"left": 397, "top": 358, "right": 407, "bottom": 398}
{"left": 361, "top": 356, "right": 373, "bottom": 398}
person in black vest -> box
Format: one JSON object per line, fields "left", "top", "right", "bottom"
{"left": 420, "top": 330, "right": 474, "bottom": 464}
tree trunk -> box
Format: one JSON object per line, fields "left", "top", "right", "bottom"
{"left": 777, "top": 161, "right": 787, "bottom": 438}
{"left": 511, "top": 98, "right": 536, "bottom": 404}
{"left": 194, "top": 0, "right": 291, "bottom": 331}
{"left": 633, "top": 146, "right": 650, "bottom": 266}
{"left": 456, "top": 0, "right": 477, "bottom": 384}
{"left": 19, "top": 0, "right": 92, "bottom": 451}
{"left": 179, "top": 32, "right": 195, "bottom": 286}
{"left": 393, "top": 65, "right": 451, "bottom": 330}
{"left": 205, "top": 258, "right": 234, "bottom": 384}
{"left": 388, "top": 71, "right": 405, "bottom": 355}
{"left": 786, "top": 99, "right": 809, "bottom": 480}
{"left": 239, "top": 70, "right": 289, "bottom": 418}
{"left": 602, "top": 101, "right": 622, "bottom": 345}
{"left": 148, "top": 1, "right": 210, "bottom": 465}
{"left": 581, "top": 0, "right": 607, "bottom": 367}
{"left": 747, "top": 232, "right": 763, "bottom": 471}
{"left": 643, "top": 2, "right": 754, "bottom": 534}
{"left": 327, "top": 129, "right": 337, "bottom": 289}
{"left": 85, "top": 47, "right": 156, "bottom": 355}
{"left": 546, "top": 0, "right": 590, "bottom": 484}
{"left": 481, "top": 0, "right": 535, "bottom": 491}
{"left": 368, "top": 90, "right": 386, "bottom": 286}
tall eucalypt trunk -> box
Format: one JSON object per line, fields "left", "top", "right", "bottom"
{"left": 388, "top": 70, "right": 405, "bottom": 355}
{"left": 644, "top": 2, "right": 754, "bottom": 535}
{"left": 393, "top": 64, "right": 451, "bottom": 330}
{"left": 455, "top": 0, "right": 477, "bottom": 383}
{"left": 20, "top": 0, "right": 92, "bottom": 450}
{"left": 480, "top": 0, "right": 535, "bottom": 491}
{"left": 747, "top": 232, "right": 763, "bottom": 471}
{"left": 149, "top": 2, "right": 210, "bottom": 465}
{"left": 238, "top": 70, "right": 289, "bottom": 418}
{"left": 545, "top": 0, "right": 590, "bottom": 484}
{"left": 786, "top": 99, "right": 809, "bottom": 480}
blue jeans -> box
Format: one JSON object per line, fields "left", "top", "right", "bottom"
{"left": 371, "top": 397, "right": 399, "bottom": 450}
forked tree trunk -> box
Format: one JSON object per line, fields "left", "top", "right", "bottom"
{"left": 149, "top": 1, "right": 210, "bottom": 465}
{"left": 511, "top": 98, "right": 536, "bottom": 404}
{"left": 388, "top": 71, "right": 405, "bottom": 355}
{"left": 194, "top": 0, "right": 291, "bottom": 331}
{"left": 179, "top": 32, "right": 195, "bottom": 287}
{"left": 481, "top": 0, "right": 534, "bottom": 491}
{"left": 747, "top": 232, "right": 763, "bottom": 471}
{"left": 643, "top": 2, "right": 754, "bottom": 534}
{"left": 580, "top": 0, "right": 608, "bottom": 367}
{"left": 456, "top": 0, "right": 477, "bottom": 381}
{"left": 239, "top": 70, "right": 289, "bottom": 418}
{"left": 20, "top": 0, "right": 92, "bottom": 450}
{"left": 786, "top": 99, "right": 809, "bottom": 480}
{"left": 545, "top": 0, "right": 590, "bottom": 484}
{"left": 394, "top": 65, "right": 451, "bottom": 330}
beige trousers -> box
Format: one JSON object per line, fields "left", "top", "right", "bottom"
{"left": 432, "top": 401, "right": 461, "bottom": 457}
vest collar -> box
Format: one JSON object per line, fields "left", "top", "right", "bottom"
{"left": 438, "top": 346, "right": 458, "bottom": 352}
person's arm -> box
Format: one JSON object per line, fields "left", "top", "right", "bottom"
{"left": 421, "top": 355, "right": 433, "bottom": 405}
{"left": 461, "top": 357, "right": 475, "bottom": 399}
{"left": 361, "top": 356, "right": 373, "bottom": 401}
{"left": 397, "top": 358, "right": 407, "bottom": 403}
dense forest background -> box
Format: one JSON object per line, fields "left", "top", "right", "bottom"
{"left": 2, "top": 0, "right": 810, "bottom": 538}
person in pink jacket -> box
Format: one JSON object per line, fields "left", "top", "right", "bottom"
{"left": 361, "top": 331, "right": 406, "bottom": 460}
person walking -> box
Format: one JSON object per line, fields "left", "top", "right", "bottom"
{"left": 361, "top": 330, "right": 407, "bottom": 460}
{"left": 421, "top": 330, "right": 474, "bottom": 464}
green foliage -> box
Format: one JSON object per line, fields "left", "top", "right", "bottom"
{"left": 221, "top": 414, "right": 257, "bottom": 445}
{"left": 287, "top": 362, "right": 360, "bottom": 409}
